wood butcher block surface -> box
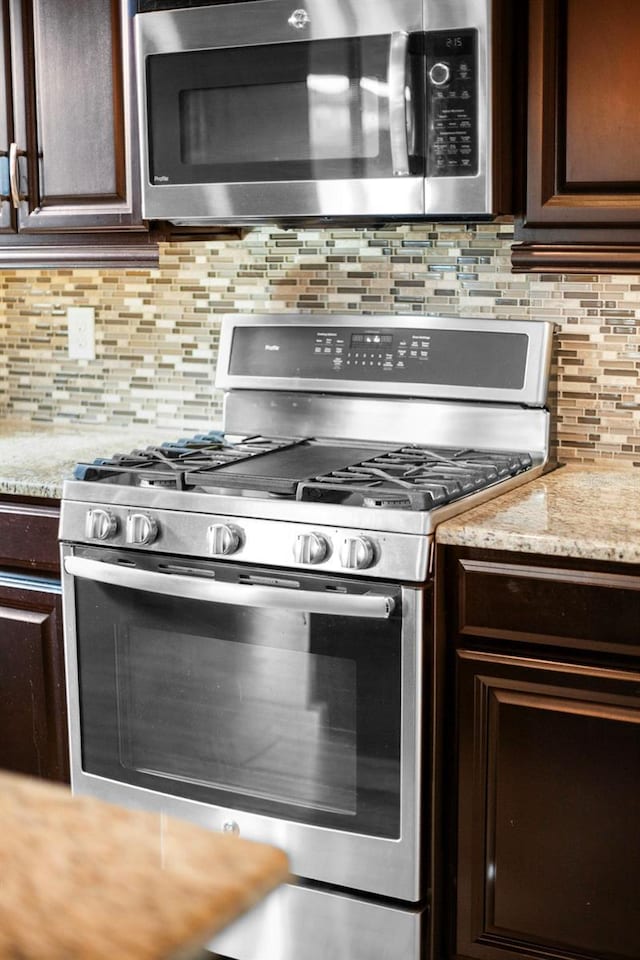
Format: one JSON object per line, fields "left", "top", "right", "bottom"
{"left": 0, "top": 772, "right": 289, "bottom": 959}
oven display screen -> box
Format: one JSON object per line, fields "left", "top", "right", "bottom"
{"left": 350, "top": 333, "right": 393, "bottom": 347}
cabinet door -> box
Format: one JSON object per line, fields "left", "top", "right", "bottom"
{"left": 521, "top": 0, "right": 640, "bottom": 233}
{"left": 0, "top": 580, "right": 69, "bottom": 783}
{"left": 454, "top": 649, "right": 640, "bottom": 960}
{"left": 9, "top": 0, "right": 145, "bottom": 232}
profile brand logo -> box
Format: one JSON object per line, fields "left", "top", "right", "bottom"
{"left": 153, "top": 175, "right": 170, "bottom": 183}
{"left": 264, "top": 344, "right": 281, "bottom": 351}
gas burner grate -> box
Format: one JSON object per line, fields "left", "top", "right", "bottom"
{"left": 297, "top": 446, "right": 534, "bottom": 510}
{"left": 73, "top": 433, "right": 304, "bottom": 489}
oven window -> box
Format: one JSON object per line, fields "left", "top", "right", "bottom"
{"left": 146, "top": 35, "right": 425, "bottom": 184}
{"left": 75, "top": 563, "right": 403, "bottom": 838}
{"left": 117, "top": 626, "right": 358, "bottom": 816}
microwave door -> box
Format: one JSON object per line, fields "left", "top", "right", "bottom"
{"left": 137, "top": 5, "right": 427, "bottom": 221}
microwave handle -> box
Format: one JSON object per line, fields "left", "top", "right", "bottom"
{"left": 64, "top": 555, "right": 396, "bottom": 620}
{"left": 388, "top": 32, "right": 411, "bottom": 177}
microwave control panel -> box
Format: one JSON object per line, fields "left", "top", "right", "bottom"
{"left": 426, "top": 29, "right": 478, "bottom": 178}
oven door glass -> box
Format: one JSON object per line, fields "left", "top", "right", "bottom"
{"left": 145, "top": 34, "right": 425, "bottom": 184}
{"left": 71, "top": 549, "right": 403, "bottom": 839}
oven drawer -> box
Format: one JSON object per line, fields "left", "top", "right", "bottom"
{"left": 209, "top": 880, "right": 425, "bottom": 960}
{"left": 457, "top": 558, "right": 640, "bottom": 656}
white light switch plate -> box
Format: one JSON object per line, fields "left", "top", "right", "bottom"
{"left": 67, "top": 306, "right": 96, "bottom": 360}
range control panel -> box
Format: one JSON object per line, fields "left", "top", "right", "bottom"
{"left": 426, "top": 29, "right": 478, "bottom": 178}
{"left": 227, "top": 324, "right": 528, "bottom": 391}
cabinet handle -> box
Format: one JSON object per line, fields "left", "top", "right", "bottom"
{"left": 9, "top": 142, "right": 22, "bottom": 209}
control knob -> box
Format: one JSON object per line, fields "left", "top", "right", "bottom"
{"left": 340, "top": 536, "right": 376, "bottom": 570}
{"left": 125, "top": 513, "right": 158, "bottom": 546}
{"left": 429, "top": 61, "right": 451, "bottom": 86}
{"left": 207, "top": 523, "right": 242, "bottom": 556}
{"left": 85, "top": 508, "right": 117, "bottom": 541}
{"left": 293, "top": 532, "right": 330, "bottom": 565}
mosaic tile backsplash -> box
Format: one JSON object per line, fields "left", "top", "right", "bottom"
{"left": 0, "top": 222, "right": 639, "bottom": 466}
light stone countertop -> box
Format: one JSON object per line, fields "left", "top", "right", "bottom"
{"left": 436, "top": 463, "right": 640, "bottom": 565}
{"left": 0, "top": 771, "right": 289, "bottom": 960}
{"left": 0, "top": 419, "right": 221, "bottom": 499}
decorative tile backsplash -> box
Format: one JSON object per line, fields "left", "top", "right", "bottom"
{"left": 0, "top": 222, "right": 638, "bottom": 466}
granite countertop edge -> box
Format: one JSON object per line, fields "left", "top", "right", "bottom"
{"left": 436, "top": 463, "right": 640, "bottom": 565}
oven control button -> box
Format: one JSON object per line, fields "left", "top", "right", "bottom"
{"left": 84, "top": 508, "right": 117, "bottom": 541}
{"left": 207, "top": 523, "right": 242, "bottom": 556}
{"left": 293, "top": 532, "right": 330, "bottom": 565}
{"left": 126, "top": 513, "right": 158, "bottom": 546}
{"left": 340, "top": 536, "right": 376, "bottom": 570}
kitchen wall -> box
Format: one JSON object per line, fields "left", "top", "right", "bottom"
{"left": 1, "top": 222, "right": 639, "bottom": 466}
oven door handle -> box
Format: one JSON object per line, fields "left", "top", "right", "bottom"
{"left": 64, "top": 556, "right": 396, "bottom": 619}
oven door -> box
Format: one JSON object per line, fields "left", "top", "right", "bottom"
{"left": 61, "top": 544, "right": 426, "bottom": 902}
{"left": 135, "top": 0, "right": 427, "bottom": 221}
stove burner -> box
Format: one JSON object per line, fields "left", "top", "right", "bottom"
{"left": 73, "top": 434, "right": 534, "bottom": 513}
{"left": 297, "top": 446, "right": 533, "bottom": 510}
{"left": 73, "top": 434, "right": 303, "bottom": 490}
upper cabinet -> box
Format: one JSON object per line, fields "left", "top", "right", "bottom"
{"left": 512, "top": 0, "right": 640, "bottom": 273}
{"left": 0, "top": 0, "right": 158, "bottom": 266}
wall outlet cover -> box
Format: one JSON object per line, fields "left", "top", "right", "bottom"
{"left": 67, "top": 306, "right": 96, "bottom": 360}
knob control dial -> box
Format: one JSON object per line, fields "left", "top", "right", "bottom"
{"left": 340, "top": 536, "right": 376, "bottom": 570}
{"left": 125, "top": 513, "right": 158, "bottom": 546}
{"left": 293, "top": 532, "right": 330, "bottom": 565}
{"left": 429, "top": 61, "right": 451, "bottom": 86}
{"left": 85, "top": 508, "right": 117, "bottom": 541}
{"left": 207, "top": 523, "right": 242, "bottom": 556}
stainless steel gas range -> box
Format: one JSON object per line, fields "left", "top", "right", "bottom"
{"left": 60, "top": 314, "right": 554, "bottom": 960}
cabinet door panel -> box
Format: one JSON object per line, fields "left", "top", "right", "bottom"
{"left": 522, "top": 0, "right": 640, "bottom": 228}
{"left": 455, "top": 649, "right": 640, "bottom": 960}
{"left": 0, "top": 584, "right": 68, "bottom": 783}
{"left": 10, "top": 0, "right": 144, "bottom": 232}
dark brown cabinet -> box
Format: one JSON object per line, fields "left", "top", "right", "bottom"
{"left": 0, "top": 498, "right": 69, "bottom": 783}
{"left": 0, "top": 0, "right": 157, "bottom": 266}
{"left": 439, "top": 546, "right": 640, "bottom": 960}
{"left": 512, "top": 0, "right": 640, "bottom": 273}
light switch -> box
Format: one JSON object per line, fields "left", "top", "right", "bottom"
{"left": 67, "top": 306, "right": 96, "bottom": 360}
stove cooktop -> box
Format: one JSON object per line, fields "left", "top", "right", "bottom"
{"left": 73, "top": 431, "right": 534, "bottom": 513}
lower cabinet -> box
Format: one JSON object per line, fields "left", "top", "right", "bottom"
{"left": 0, "top": 578, "right": 68, "bottom": 782}
{"left": 0, "top": 497, "right": 69, "bottom": 783}
{"left": 440, "top": 547, "right": 640, "bottom": 960}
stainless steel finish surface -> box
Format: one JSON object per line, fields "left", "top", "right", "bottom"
{"left": 225, "top": 392, "right": 550, "bottom": 460}
{"left": 388, "top": 32, "right": 411, "bottom": 178}
{"left": 63, "top": 555, "right": 396, "bottom": 618}
{"left": 216, "top": 314, "right": 556, "bottom": 407}
{"left": 209, "top": 881, "right": 425, "bottom": 960}
{"left": 137, "top": 0, "right": 425, "bottom": 53}
{"left": 135, "top": 0, "right": 497, "bottom": 223}
{"left": 61, "top": 501, "right": 432, "bottom": 578}
{"left": 61, "top": 546, "right": 424, "bottom": 901}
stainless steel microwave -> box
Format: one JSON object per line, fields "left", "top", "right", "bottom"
{"left": 134, "top": 0, "right": 511, "bottom": 225}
